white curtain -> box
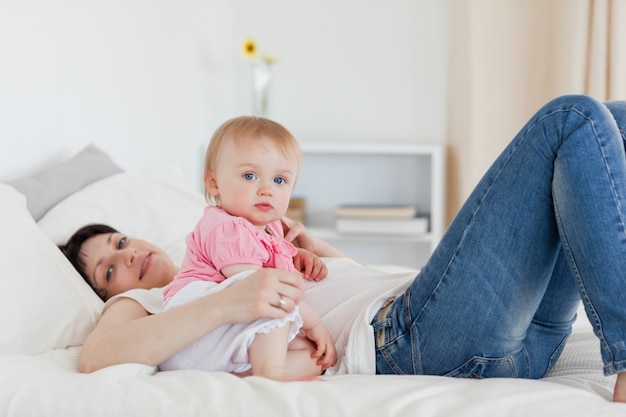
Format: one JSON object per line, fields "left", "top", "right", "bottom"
{"left": 445, "top": 0, "right": 626, "bottom": 223}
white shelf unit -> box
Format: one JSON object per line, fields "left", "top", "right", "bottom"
{"left": 294, "top": 143, "right": 446, "bottom": 269}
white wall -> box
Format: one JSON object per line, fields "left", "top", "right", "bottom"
{"left": 0, "top": 0, "right": 448, "bottom": 189}
{"left": 231, "top": 0, "right": 449, "bottom": 146}
{"left": 0, "top": 0, "right": 235, "bottom": 189}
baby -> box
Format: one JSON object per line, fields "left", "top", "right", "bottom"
{"left": 161, "top": 115, "right": 336, "bottom": 381}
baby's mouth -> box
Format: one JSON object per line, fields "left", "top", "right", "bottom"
{"left": 256, "top": 202, "right": 273, "bottom": 211}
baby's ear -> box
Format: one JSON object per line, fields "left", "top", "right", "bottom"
{"left": 204, "top": 171, "right": 219, "bottom": 196}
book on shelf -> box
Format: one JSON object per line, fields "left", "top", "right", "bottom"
{"left": 287, "top": 197, "right": 306, "bottom": 223}
{"left": 335, "top": 204, "right": 418, "bottom": 219}
{"left": 336, "top": 216, "right": 429, "bottom": 235}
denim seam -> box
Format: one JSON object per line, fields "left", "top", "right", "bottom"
{"left": 378, "top": 347, "right": 407, "bottom": 375}
{"left": 605, "top": 359, "right": 626, "bottom": 375}
{"left": 444, "top": 355, "right": 520, "bottom": 379}
{"left": 403, "top": 287, "right": 423, "bottom": 374}
{"left": 546, "top": 333, "right": 570, "bottom": 373}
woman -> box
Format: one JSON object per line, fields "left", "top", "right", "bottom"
{"left": 63, "top": 95, "right": 626, "bottom": 402}
{"left": 61, "top": 223, "right": 345, "bottom": 375}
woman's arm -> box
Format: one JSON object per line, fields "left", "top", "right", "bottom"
{"left": 281, "top": 217, "right": 347, "bottom": 258}
{"left": 80, "top": 296, "right": 224, "bottom": 373}
{"left": 79, "top": 268, "right": 304, "bottom": 373}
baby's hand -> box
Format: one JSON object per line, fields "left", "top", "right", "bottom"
{"left": 305, "top": 324, "right": 337, "bottom": 370}
{"left": 293, "top": 248, "right": 327, "bottom": 281}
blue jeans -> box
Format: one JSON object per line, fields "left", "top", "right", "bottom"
{"left": 372, "top": 95, "right": 626, "bottom": 379}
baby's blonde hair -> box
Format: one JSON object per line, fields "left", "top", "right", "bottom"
{"left": 203, "top": 115, "right": 301, "bottom": 203}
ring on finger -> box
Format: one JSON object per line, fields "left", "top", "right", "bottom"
{"left": 275, "top": 295, "right": 287, "bottom": 309}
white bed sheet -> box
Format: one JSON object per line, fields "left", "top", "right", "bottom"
{"left": 1, "top": 327, "right": 625, "bottom": 417}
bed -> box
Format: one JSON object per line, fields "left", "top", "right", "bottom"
{"left": 1, "top": 145, "right": 625, "bottom": 417}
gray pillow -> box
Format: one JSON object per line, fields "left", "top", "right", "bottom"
{"left": 5, "top": 144, "right": 123, "bottom": 220}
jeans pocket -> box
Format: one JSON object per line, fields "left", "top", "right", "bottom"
{"left": 375, "top": 331, "right": 419, "bottom": 375}
{"left": 444, "top": 354, "right": 522, "bottom": 379}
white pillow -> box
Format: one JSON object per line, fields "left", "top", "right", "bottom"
{"left": 38, "top": 165, "right": 207, "bottom": 266}
{"left": 0, "top": 184, "right": 103, "bottom": 355}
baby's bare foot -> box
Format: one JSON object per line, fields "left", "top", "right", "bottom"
{"left": 253, "top": 368, "right": 322, "bottom": 382}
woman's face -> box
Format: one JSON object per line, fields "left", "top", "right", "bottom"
{"left": 80, "top": 232, "right": 178, "bottom": 300}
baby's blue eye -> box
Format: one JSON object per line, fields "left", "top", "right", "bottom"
{"left": 244, "top": 173, "right": 256, "bottom": 180}
{"left": 274, "top": 177, "right": 285, "bottom": 185}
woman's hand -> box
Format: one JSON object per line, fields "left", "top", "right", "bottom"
{"left": 217, "top": 268, "right": 305, "bottom": 323}
{"left": 293, "top": 248, "right": 327, "bottom": 281}
{"left": 282, "top": 217, "right": 319, "bottom": 254}
{"left": 282, "top": 217, "right": 347, "bottom": 258}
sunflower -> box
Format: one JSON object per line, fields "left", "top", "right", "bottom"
{"left": 240, "top": 37, "right": 277, "bottom": 117}
{"left": 242, "top": 38, "right": 256, "bottom": 58}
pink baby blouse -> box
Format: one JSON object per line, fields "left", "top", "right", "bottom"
{"left": 164, "top": 206, "right": 298, "bottom": 300}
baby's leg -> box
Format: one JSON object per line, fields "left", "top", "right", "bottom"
{"left": 248, "top": 324, "right": 291, "bottom": 381}
{"left": 248, "top": 328, "right": 323, "bottom": 381}
{"left": 285, "top": 335, "right": 324, "bottom": 379}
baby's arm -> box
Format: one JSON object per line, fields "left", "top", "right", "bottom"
{"left": 221, "top": 263, "right": 261, "bottom": 278}
{"left": 298, "top": 301, "right": 337, "bottom": 370}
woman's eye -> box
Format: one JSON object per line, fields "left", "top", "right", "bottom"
{"left": 105, "top": 266, "right": 113, "bottom": 282}
{"left": 243, "top": 173, "right": 257, "bottom": 180}
{"left": 117, "top": 237, "right": 127, "bottom": 249}
{"left": 274, "top": 177, "right": 286, "bottom": 185}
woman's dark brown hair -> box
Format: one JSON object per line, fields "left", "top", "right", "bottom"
{"left": 59, "top": 223, "right": 118, "bottom": 300}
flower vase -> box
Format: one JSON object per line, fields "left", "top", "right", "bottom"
{"left": 251, "top": 59, "right": 272, "bottom": 117}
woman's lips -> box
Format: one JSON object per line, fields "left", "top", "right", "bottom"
{"left": 139, "top": 253, "right": 152, "bottom": 279}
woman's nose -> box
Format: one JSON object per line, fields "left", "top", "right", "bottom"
{"left": 119, "top": 247, "right": 137, "bottom": 266}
